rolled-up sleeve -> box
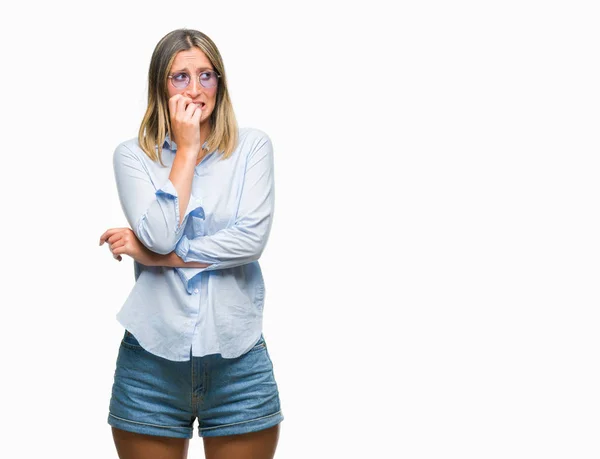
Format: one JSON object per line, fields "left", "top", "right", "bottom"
{"left": 174, "top": 135, "right": 275, "bottom": 272}
{"left": 113, "top": 143, "right": 204, "bottom": 255}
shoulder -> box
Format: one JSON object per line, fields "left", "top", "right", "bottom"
{"left": 239, "top": 126, "right": 271, "bottom": 144}
{"left": 112, "top": 137, "right": 151, "bottom": 166}
{"left": 114, "top": 137, "right": 142, "bottom": 157}
{"left": 238, "top": 127, "right": 273, "bottom": 154}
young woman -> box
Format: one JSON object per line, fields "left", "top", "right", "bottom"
{"left": 99, "top": 28, "right": 283, "bottom": 459}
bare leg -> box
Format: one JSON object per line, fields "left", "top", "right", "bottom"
{"left": 203, "top": 424, "right": 280, "bottom": 459}
{"left": 112, "top": 427, "right": 190, "bottom": 459}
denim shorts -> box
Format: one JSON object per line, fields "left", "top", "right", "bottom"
{"left": 107, "top": 330, "right": 284, "bottom": 438}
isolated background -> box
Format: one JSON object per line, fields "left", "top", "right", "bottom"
{"left": 1, "top": 1, "right": 599, "bottom": 458}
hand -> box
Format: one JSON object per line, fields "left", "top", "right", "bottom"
{"left": 99, "top": 227, "right": 156, "bottom": 266}
{"left": 168, "top": 94, "right": 203, "bottom": 155}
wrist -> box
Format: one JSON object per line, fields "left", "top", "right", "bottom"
{"left": 176, "top": 147, "right": 199, "bottom": 160}
{"left": 142, "top": 249, "right": 170, "bottom": 267}
{"left": 145, "top": 251, "right": 161, "bottom": 267}
{"left": 161, "top": 252, "right": 181, "bottom": 268}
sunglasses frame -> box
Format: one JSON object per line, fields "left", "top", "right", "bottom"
{"left": 167, "top": 70, "right": 221, "bottom": 89}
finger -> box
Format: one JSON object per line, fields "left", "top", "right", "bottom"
{"left": 184, "top": 100, "right": 198, "bottom": 117}
{"left": 112, "top": 245, "right": 127, "bottom": 255}
{"left": 99, "top": 228, "right": 124, "bottom": 245}
{"left": 168, "top": 94, "right": 180, "bottom": 118}
{"left": 184, "top": 101, "right": 201, "bottom": 121}
{"left": 191, "top": 104, "right": 202, "bottom": 123}
{"left": 108, "top": 245, "right": 121, "bottom": 260}
{"left": 176, "top": 96, "right": 192, "bottom": 116}
{"left": 106, "top": 232, "right": 124, "bottom": 245}
{"left": 110, "top": 239, "right": 126, "bottom": 250}
{"left": 99, "top": 230, "right": 111, "bottom": 245}
{"left": 169, "top": 93, "right": 185, "bottom": 110}
{"left": 106, "top": 233, "right": 119, "bottom": 244}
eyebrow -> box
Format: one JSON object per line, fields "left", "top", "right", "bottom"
{"left": 171, "top": 66, "right": 214, "bottom": 73}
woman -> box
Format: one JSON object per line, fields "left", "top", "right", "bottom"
{"left": 99, "top": 28, "right": 283, "bottom": 459}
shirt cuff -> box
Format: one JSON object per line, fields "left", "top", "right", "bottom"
{"left": 175, "top": 235, "right": 190, "bottom": 260}
{"left": 155, "top": 179, "right": 204, "bottom": 233}
{"left": 155, "top": 178, "right": 178, "bottom": 198}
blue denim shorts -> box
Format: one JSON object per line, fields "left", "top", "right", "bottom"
{"left": 107, "top": 330, "right": 284, "bottom": 438}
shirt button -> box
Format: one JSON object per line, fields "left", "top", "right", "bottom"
{"left": 193, "top": 288, "right": 199, "bottom": 294}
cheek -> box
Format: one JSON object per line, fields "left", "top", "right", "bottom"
{"left": 208, "top": 90, "right": 218, "bottom": 108}
{"left": 167, "top": 86, "right": 181, "bottom": 99}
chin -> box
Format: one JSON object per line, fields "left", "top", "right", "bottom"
{"left": 201, "top": 112, "right": 213, "bottom": 124}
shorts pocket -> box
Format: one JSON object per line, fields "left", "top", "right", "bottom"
{"left": 121, "top": 330, "right": 144, "bottom": 350}
{"left": 250, "top": 334, "right": 266, "bottom": 352}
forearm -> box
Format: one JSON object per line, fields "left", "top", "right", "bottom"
{"left": 150, "top": 251, "right": 211, "bottom": 268}
{"left": 174, "top": 135, "right": 274, "bottom": 270}
{"left": 114, "top": 144, "right": 204, "bottom": 255}
{"left": 168, "top": 149, "right": 197, "bottom": 226}
{"left": 175, "top": 226, "right": 267, "bottom": 270}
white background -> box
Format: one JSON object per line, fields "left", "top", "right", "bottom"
{"left": 1, "top": 1, "right": 599, "bottom": 458}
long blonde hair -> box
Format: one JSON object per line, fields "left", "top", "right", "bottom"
{"left": 138, "top": 29, "right": 238, "bottom": 166}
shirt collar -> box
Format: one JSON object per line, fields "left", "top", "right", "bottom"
{"left": 163, "top": 133, "right": 177, "bottom": 151}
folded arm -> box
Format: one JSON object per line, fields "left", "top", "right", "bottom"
{"left": 113, "top": 143, "right": 201, "bottom": 255}
{"left": 174, "top": 135, "right": 275, "bottom": 272}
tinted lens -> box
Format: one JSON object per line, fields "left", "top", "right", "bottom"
{"left": 200, "top": 71, "right": 218, "bottom": 88}
{"left": 171, "top": 73, "right": 190, "bottom": 89}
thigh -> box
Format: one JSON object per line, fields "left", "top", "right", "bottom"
{"left": 203, "top": 424, "right": 280, "bottom": 459}
{"left": 112, "top": 427, "right": 190, "bottom": 459}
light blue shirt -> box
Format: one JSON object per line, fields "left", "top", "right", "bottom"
{"left": 112, "top": 127, "right": 275, "bottom": 361}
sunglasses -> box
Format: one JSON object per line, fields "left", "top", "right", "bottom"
{"left": 168, "top": 70, "right": 221, "bottom": 89}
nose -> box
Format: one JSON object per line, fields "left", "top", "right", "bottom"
{"left": 185, "top": 76, "right": 202, "bottom": 97}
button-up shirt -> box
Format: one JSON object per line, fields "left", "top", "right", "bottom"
{"left": 112, "top": 127, "right": 275, "bottom": 361}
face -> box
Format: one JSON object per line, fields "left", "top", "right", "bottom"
{"left": 166, "top": 47, "right": 219, "bottom": 126}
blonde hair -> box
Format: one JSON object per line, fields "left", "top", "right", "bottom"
{"left": 138, "top": 29, "right": 238, "bottom": 166}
